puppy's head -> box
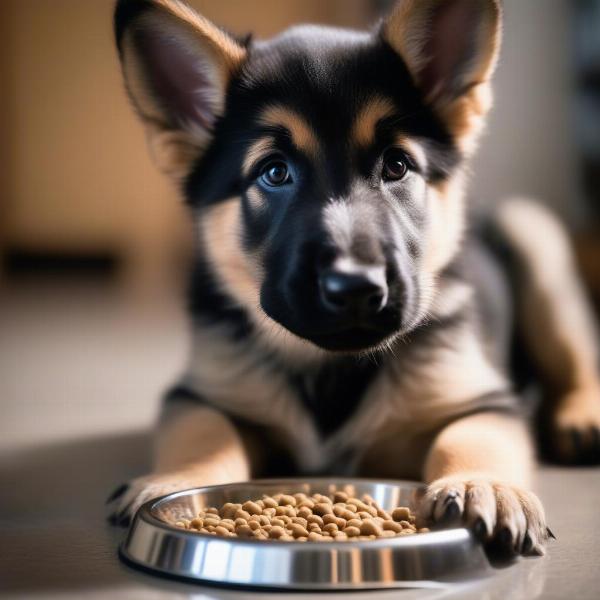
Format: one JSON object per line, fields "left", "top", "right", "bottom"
{"left": 115, "top": 0, "right": 501, "bottom": 355}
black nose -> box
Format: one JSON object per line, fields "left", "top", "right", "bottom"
{"left": 319, "top": 266, "right": 388, "bottom": 317}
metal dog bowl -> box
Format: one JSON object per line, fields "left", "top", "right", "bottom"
{"left": 120, "top": 478, "right": 492, "bottom": 590}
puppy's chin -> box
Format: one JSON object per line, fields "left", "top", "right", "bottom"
{"left": 259, "top": 305, "right": 424, "bottom": 356}
{"left": 304, "top": 328, "right": 398, "bottom": 354}
{"left": 255, "top": 307, "right": 417, "bottom": 359}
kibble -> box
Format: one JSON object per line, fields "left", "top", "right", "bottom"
{"left": 173, "top": 490, "right": 422, "bottom": 542}
{"left": 263, "top": 496, "right": 278, "bottom": 509}
{"left": 275, "top": 505, "right": 296, "bottom": 518}
{"left": 383, "top": 520, "right": 403, "bottom": 533}
{"left": 313, "top": 502, "right": 334, "bottom": 516}
{"left": 391, "top": 507, "right": 411, "bottom": 522}
{"left": 297, "top": 506, "right": 312, "bottom": 519}
{"left": 333, "top": 506, "right": 356, "bottom": 521}
{"left": 307, "top": 514, "right": 324, "bottom": 527}
{"left": 323, "top": 523, "right": 338, "bottom": 534}
{"left": 269, "top": 525, "right": 286, "bottom": 539}
{"left": 242, "top": 501, "right": 263, "bottom": 515}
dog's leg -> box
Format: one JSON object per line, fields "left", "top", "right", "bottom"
{"left": 421, "top": 410, "right": 550, "bottom": 556}
{"left": 107, "top": 401, "right": 250, "bottom": 525}
{"left": 496, "top": 198, "right": 600, "bottom": 463}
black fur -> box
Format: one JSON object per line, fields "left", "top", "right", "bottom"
{"left": 114, "top": 0, "right": 154, "bottom": 55}
{"left": 288, "top": 356, "right": 380, "bottom": 436}
{"left": 185, "top": 27, "right": 461, "bottom": 209}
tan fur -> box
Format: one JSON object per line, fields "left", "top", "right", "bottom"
{"left": 240, "top": 136, "right": 278, "bottom": 212}
{"left": 201, "top": 198, "right": 261, "bottom": 309}
{"left": 246, "top": 186, "right": 265, "bottom": 212}
{"left": 242, "top": 137, "right": 277, "bottom": 177}
{"left": 496, "top": 198, "right": 600, "bottom": 459}
{"left": 383, "top": 0, "right": 434, "bottom": 76}
{"left": 341, "top": 311, "right": 511, "bottom": 473}
{"left": 115, "top": 405, "right": 250, "bottom": 517}
{"left": 382, "top": 0, "right": 501, "bottom": 154}
{"left": 351, "top": 97, "right": 396, "bottom": 148}
{"left": 435, "top": 1, "right": 501, "bottom": 154}
{"left": 429, "top": 277, "right": 474, "bottom": 320}
{"left": 358, "top": 412, "right": 534, "bottom": 499}
{"left": 122, "top": 45, "right": 211, "bottom": 179}
{"left": 418, "top": 412, "right": 548, "bottom": 554}
{"left": 144, "top": 125, "right": 204, "bottom": 180}
{"left": 354, "top": 275, "right": 512, "bottom": 477}
{"left": 259, "top": 105, "right": 320, "bottom": 158}
{"left": 553, "top": 386, "right": 600, "bottom": 458}
{"left": 383, "top": 0, "right": 501, "bottom": 92}
{"left": 155, "top": 404, "right": 250, "bottom": 476}
{"left": 438, "top": 81, "right": 495, "bottom": 155}
{"left": 120, "top": 0, "right": 247, "bottom": 178}
{"left": 423, "top": 412, "right": 533, "bottom": 487}
{"left": 184, "top": 324, "right": 325, "bottom": 471}
{"left": 396, "top": 330, "right": 508, "bottom": 422}
{"left": 422, "top": 171, "right": 468, "bottom": 275}
{"left": 148, "top": 0, "right": 246, "bottom": 72}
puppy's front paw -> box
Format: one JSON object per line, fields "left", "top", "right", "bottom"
{"left": 106, "top": 473, "right": 200, "bottom": 527}
{"left": 419, "top": 475, "right": 551, "bottom": 556}
{"left": 550, "top": 385, "right": 600, "bottom": 465}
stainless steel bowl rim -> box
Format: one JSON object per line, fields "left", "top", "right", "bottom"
{"left": 121, "top": 477, "right": 492, "bottom": 589}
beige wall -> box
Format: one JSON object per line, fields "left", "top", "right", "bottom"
{"left": 0, "top": 0, "right": 370, "bottom": 276}
{"left": 3, "top": 0, "right": 178, "bottom": 270}
{"left": 470, "top": 0, "right": 580, "bottom": 223}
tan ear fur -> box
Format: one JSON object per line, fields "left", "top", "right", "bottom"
{"left": 383, "top": 0, "right": 502, "bottom": 154}
{"left": 118, "top": 0, "right": 247, "bottom": 179}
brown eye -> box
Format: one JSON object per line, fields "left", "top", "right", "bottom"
{"left": 260, "top": 161, "right": 291, "bottom": 187}
{"left": 382, "top": 150, "right": 408, "bottom": 181}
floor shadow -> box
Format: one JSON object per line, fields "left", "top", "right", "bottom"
{"left": 0, "top": 430, "right": 152, "bottom": 594}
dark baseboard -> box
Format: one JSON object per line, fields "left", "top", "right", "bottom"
{"left": 1, "top": 248, "right": 120, "bottom": 280}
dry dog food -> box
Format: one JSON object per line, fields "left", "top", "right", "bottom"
{"left": 174, "top": 491, "right": 429, "bottom": 542}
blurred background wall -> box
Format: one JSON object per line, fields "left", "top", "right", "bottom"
{"left": 0, "top": 0, "right": 598, "bottom": 294}
{"left": 471, "top": 0, "right": 582, "bottom": 221}
{"left": 0, "top": 0, "right": 371, "bottom": 287}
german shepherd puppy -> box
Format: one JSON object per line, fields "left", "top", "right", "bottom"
{"left": 109, "top": 0, "right": 600, "bottom": 555}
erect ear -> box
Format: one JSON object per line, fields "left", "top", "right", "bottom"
{"left": 382, "top": 0, "right": 502, "bottom": 154}
{"left": 114, "top": 0, "right": 247, "bottom": 179}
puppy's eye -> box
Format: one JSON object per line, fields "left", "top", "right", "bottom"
{"left": 259, "top": 161, "right": 291, "bottom": 187}
{"left": 382, "top": 150, "right": 408, "bottom": 182}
